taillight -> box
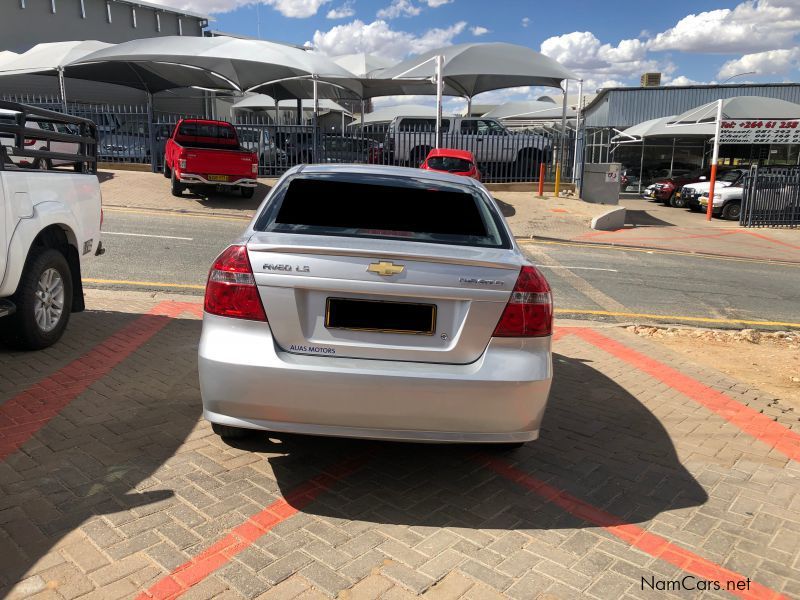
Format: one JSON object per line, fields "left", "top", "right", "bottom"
{"left": 252, "top": 161, "right": 258, "bottom": 174}
{"left": 178, "top": 158, "right": 186, "bottom": 169}
{"left": 204, "top": 245, "right": 267, "bottom": 321}
{"left": 492, "top": 266, "right": 553, "bottom": 337}
{"left": 24, "top": 139, "right": 36, "bottom": 146}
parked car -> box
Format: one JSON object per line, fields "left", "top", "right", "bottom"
{"left": 198, "top": 164, "right": 553, "bottom": 447}
{"left": 699, "top": 185, "right": 744, "bottom": 220}
{"left": 322, "top": 135, "right": 379, "bottom": 164}
{"left": 420, "top": 148, "right": 481, "bottom": 180}
{"left": 680, "top": 169, "right": 747, "bottom": 212}
{"left": 163, "top": 119, "right": 258, "bottom": 198}
{"left": 386, "top": 116, "right": 549, "bottom": 169}
{"left": 0, "top": 109, "right": 80, "bottom": 170}
{"left": 238, "top": 128, "right": 288, "bottom": 174}
{"left": 642, "top": 171, "right": 708, "bottom": 207}
{"left": 0, "top": 102, "right": 102, "bottom": 350}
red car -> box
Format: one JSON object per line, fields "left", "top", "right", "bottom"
{"left": 164, "top": 118, "right": 258, "bottom": 198}
{"left": 644, "top": 171, "right": 709, "bottom": 207}
{"left": 420, "top": 148, "right": 481, "bottom": 181}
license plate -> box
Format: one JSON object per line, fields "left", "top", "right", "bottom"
{"left": 208, "top": 174, "right": 229, "bottom": 182}
{"left": 325, "top": 298, "right": 436, "bottom": 335}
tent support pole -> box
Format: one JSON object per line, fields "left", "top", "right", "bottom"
{"left": 669, "top": 137, "right": 675, "bottom": 178}
{"left": 146, "top": 91, "right": 156, "bottom": 174}
{"left": 466, "top": 96, "right": 471, "bottom": 116}
{"left": 296, "top": 98, "right": 302, "bottom": 125}
{"left": 435, "top": 54, "right": 443, "bottom": 149}
{"left": 638, "top": 140, "right": 644, "bottom": 195}
{"left": 559, "top": 79, "right": 568, "bottom": 179}
{"left": 572, "top": 79, "right": 583, "bottom": 182}
{"left": 706, "top": 99, "right": 723, "bottom": 222}
{"left": 312, "top": 78, "right": 319, "bottom": 163}
{"left": 57, "top": 67, "right": 67, "bottom": 113}
{"left": 360, "top": 99, "right": 364, "bottom": 134}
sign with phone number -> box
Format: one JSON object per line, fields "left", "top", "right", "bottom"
{"left": 719, "top": 119, "right": 800, "bottom": 144}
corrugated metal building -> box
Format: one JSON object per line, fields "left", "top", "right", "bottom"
{"left": 0, "top": 0, "right": 209, "bottom": 112}
{"left": 584, "top": 83, "right": 800, "bottom": 129}
{"left": 581, "top": 83, "right": 800, "bottom": 191}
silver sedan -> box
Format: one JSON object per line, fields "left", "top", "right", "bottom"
{"left": 198, "top": 164, "right": 553, "bottom": 446}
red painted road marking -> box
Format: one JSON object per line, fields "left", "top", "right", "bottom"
{"left": 137, "top": 455, "right": 368, "bottom": 600}
{"left": 0, "top": 301, "right": 200, "bottom": 461}
{"left": 567, "top": 328, "right": 800, "bottom": 463}
{"left": 482, "top": 456, "right": 786, "bottom": 600}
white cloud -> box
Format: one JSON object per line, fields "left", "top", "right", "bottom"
{"left": 309, "top": 19, "right": 466, "bottom": 61}
{"left": 326, "top": 1, "right": 355, "bottom": 19}
{"left": 377, "top": 0, "right": 421, "bottom": 18}
{"left": 648, "top": 0, "right": 800, "bottom": 54}
{"left": 470, "top": 26, "right": 489, "bottom": 36}
{"left": 718, "top": 48, "right": 800, "bottom": 80}
{"left": 521, "top": 17, "right": 530, "bottom": 28}
{"left": 146, "top": 0, "right": 330, "bottom": 17}
{"left": 662, "top": 75, "right": 709, "bottom": 86}
{"left": 540, "top": 31, "right": 664, "bottom": 91}
{"left": 425, "top": 0, "right": 453, "bottom": 6}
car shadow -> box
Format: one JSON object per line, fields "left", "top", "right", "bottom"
{"left": 95, "top": 170, "right": 116, "bottom": 184}
{"left": 0, "top": 311, "right": 201, "bottom": 593}
{"left": 237, "top": 352, "right": 707, "bottom": 531}
{"left": 181, "top": 181, "right": 272, "bottom": 210}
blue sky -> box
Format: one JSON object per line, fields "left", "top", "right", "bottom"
{"left": 154, "top": 0, "right": 800, "bottom": 105}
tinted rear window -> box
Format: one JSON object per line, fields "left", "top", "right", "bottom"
{"left": 427, "top": 156, "right": 473, "bottom": 172}
{"left": 177, "top": 122, "right": 235, "bottom": 139}
{"left": 256, "top": 175, "right": 508, "bottom": 248}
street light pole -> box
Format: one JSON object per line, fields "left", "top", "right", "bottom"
{"left": 706, "top": 99, "right": 723, "bottom": 221}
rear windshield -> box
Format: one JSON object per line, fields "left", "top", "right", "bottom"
{"left": 256, "top": 175, "right": 509, "bottom": 248}
{"left": 427, "top": 156, "right": 473, "bottom": 172}
{"left": 177, "top": 122, "right": 235, "bottom": 139}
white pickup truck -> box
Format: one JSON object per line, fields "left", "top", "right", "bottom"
{"left": 0, "top": 102, "right": 102, "bottom": 349}
{"left": 386, "top": 116, "right": 551, "bottom": 169}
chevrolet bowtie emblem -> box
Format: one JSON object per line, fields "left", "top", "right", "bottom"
{"left": 367, "top": 261, "right": 405, "bottom": 276}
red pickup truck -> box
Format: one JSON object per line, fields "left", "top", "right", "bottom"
{"left": 163, "top": 118, "right": 258, "bottom": 198}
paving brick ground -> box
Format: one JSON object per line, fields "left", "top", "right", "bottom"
{"left": 1, "top": 291, "right": 799, "bottom": 599}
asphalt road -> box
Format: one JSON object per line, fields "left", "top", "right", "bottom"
{"left": 83, "top": 207, "right": 800, "bottom": 329}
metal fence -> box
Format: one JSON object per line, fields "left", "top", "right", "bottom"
{"left": 1, "top": 94, "right": 575, "bottom": 183}
{"left": 741, "top": 165, "right": 800, "bottom": 228}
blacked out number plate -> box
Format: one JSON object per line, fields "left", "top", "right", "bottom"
{"left": 325, "top": 298, "right": 436, "bottom": 335}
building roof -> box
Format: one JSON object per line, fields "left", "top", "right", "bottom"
{"left": 113, "top": 0, "right": 209, "bottom": 20}
{"left": 583, "top": 83, "right": 800, "bottom": 128}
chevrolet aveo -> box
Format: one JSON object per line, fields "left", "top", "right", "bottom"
{"left": 198, "top": 164, "right": 553, "bottom": 447}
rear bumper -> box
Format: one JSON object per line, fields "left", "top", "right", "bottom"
{"left": 198, "top": 314, "right": 553, "bottom": 443}
{"left": 179, "top": 174, "right": 257, "bottom": 187}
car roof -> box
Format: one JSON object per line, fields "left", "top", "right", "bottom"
{"left": 294, "top": 163, "right": 481, "bottom": 188}
{"left": 427, "top": 148, "right": 475, "bottom": 161}
{"left": 179, "top": 118, "right": 234, "bottom": 127}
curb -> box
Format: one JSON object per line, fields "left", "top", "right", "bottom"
{"left": 514, "top": 234, "right": 800, "bottom": 266}
{"left": 103, "top": 203, "right": 253, "bottom": 220}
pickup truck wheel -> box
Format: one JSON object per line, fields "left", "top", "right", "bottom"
{"left": 4, "top": 249, "right": 73, "bottom": 350}
{"left": 35, "top": 158, "right": 51, "bottom": 171}
{"left": 722, "top": 201, "right": 741, "bottom": 221}
{"left": 240, "top": 186, "right": 255, "bottom": 199}
{"left": 212, "top": 423, "right": 253, "bottom": 440}
{"left": 170, "top": 170, "right": 184, "bottom": 197}
{"left": 163, "top": 163, "right": 171, "bottom": 178}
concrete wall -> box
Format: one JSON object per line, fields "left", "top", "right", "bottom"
{"left": 1, "top": 0, "right": 206, "bottom": 53}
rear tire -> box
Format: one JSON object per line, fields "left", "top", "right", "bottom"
{"left": 163, "top": 163, "right": 171, "bottom": 178}
{"left": 3, "top": 249, "right": 73, "bottom": 350}
{"left": 722, "top": 201, "right": 741, "bottom": 221}
{"left": 35, "top": 158, "right": 51, "bottom": 171}
{"left": 212, "top": 423, "right": 253, "bottom": 440}
{"left": 170, "top": 170, "right": 183, "bottom": 197}
{"left": 240, "top": 186, "right": 255, "bottom": 199}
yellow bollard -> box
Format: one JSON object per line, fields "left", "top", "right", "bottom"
{"left": 553, "top": 162, "right": 561, "bottom": 197}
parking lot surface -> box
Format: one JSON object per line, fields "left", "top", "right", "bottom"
{"left": 2, "top": 292, "right": 799, "bottom": 599}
